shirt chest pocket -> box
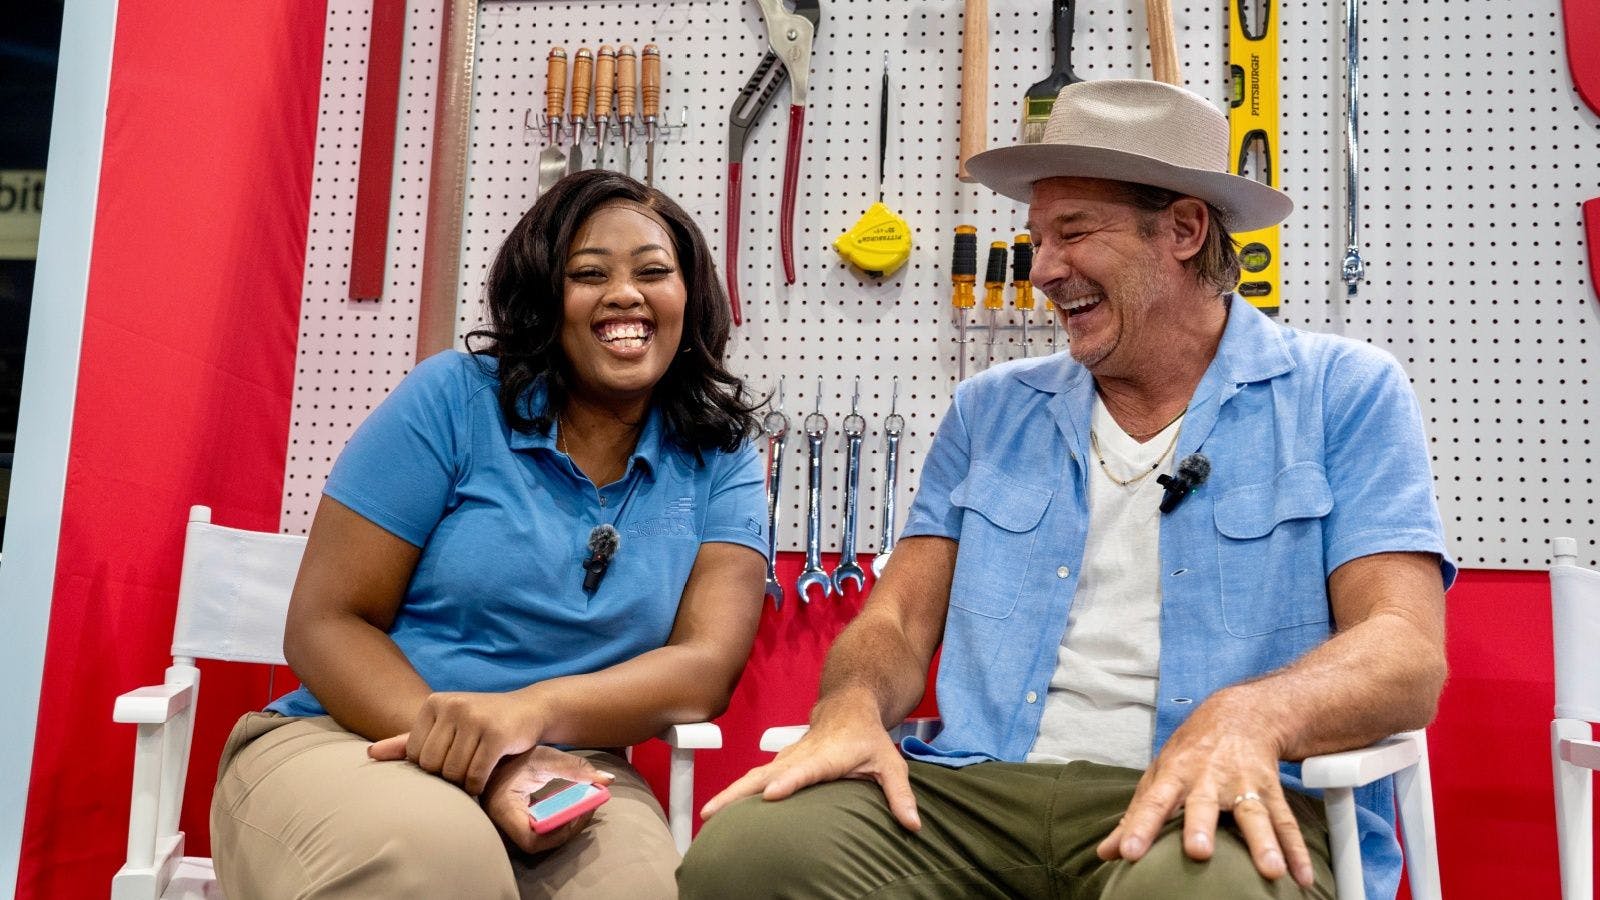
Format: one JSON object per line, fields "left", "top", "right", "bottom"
{"left": 949, "top": 463, "right": 1053, "bottom": 619}
{"left": 1213, "top": 462, "right": 1334, "bottom": 637}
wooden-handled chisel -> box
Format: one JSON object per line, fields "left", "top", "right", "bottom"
{"left": 568, "top": 47, "right": 592, "bottom": 174}
{"left": 537, "top": 48, "right": 568, "bottom": 194}
{"left": 618, "top": 44, "right": 637, "bottom": 177}
{"left": 594, "top": 46, "right": 616, "bottom": 171}
{"left": 642, "top": 44, "right": 661, "bottom": 185}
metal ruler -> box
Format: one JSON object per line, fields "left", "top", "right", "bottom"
{"left": 1228, "top": 0, "right": 1280, "bottom": 312}
{"left": 416, "top": 0, "right": 478, "bottom": 360}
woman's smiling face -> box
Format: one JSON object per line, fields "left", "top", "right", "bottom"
{"left": 559, "top": 200, "right": 687, "bottom": 408}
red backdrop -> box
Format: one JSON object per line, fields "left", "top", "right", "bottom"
{"left": 13, "top": 3, "right": 324, "bottom": 898}
{"left": 13, "top": 3, "right": 1596, "bottom": 898}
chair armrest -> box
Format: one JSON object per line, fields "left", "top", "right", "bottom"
{"left": 760, "top": 717, "right": 943, "bottom": 753}
{"left": 659, "top": 722, "right": 722, "bottom": 750}
{"left": 112, "top": 683, "right": 194, "bottom": 725}
{"left": 1301, "top": 732, "right": 1422, "bottom": 790}
{"left": 1559, "top": 736, "right": 1600, "bottom": 771}
{"left": 760, "top": 725, "right": 809, "bottom": 752}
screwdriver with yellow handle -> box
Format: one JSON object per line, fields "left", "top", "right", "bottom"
{"left": 951, "top": 225, "right": 977, "bottom": 381}
{"left": 983, "top": 241, "right": 1008, "bottom": 369}
{"left": 1012, "top": 234, "right": 1034, "bottom": 356}
{"left": 835, "top": 55, "right": 912, "bottom": 279}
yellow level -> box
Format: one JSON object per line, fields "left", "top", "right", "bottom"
{"left": 1229, "top": 0, "right": 1280, "bottom": 312}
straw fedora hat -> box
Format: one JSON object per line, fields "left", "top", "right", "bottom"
{"left": 966, "top": 79, "right": 1293, "bottom": 232}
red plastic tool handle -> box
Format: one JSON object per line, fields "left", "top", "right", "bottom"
{"left": 725, "top": 162, "right": 745, "bottom": 325}
{"left": 780, "top": 104, "right": 804, "bottom": 285}
{"left": 1565, "top": 0, "right": 1600, "bottom": 118}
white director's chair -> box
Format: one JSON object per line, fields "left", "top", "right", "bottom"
{"left": 1550, "top": 535, "right": 1600, "bottom": 900}
{"left": 112, "top": 505, "right": 717, "bottom": 900}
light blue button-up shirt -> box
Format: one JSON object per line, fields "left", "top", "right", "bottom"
{"left": 900, "top": 296, "right": 1454, "bottom": 899}
{"left": 271, "top": 351, "right": 768, "bottom": 718}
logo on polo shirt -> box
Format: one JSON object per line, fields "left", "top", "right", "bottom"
{"left": 627, "top": 497, "right": 695, "bottom": 537}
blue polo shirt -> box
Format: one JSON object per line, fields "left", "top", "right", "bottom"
{"left": 899, "top": 296, "right": 1455, "bottom": 899}
{"left": 270, "top": 351, "right": 768, "bottom": 718}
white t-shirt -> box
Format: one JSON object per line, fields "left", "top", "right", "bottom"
{"left": 1026, "top": 398, "right": 1181, "bottom": 769}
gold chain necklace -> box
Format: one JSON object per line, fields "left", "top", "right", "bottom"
{"left": 1090, "top": 412, "right": 1185, "bottom": 487}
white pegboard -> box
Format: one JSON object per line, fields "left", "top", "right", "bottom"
{"left": 286, "top": 0, "right": 1599, "bottom": 570}
{"left": 284, "top": 0, "right": 444, "bottom": 536}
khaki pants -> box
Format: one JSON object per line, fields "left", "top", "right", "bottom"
{"left": 677, "top": 759, "right": 1335, "bottom": 899}
{"left": 211, "top": 713, "right": 680, "bottom": 899}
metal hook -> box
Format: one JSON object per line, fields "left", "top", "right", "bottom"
{"left": 660, "top": 107, "right": 693, "bottom": 143}
{"left": 850, "top": 377, "right": 860, "bottom": 416}
{"left": 889, "top": 376, "right": 899, "bottom": 416}
{"left": 813, "top": 377, "right": 823, "bottom": 414}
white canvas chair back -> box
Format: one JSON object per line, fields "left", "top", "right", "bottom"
{"left": 112, "top": 506, "right": 304, "bottom": 900}
{"left": 171, "top": 507, "right": 304, "bottom": 665}
{"left": 1550, "top": 536, "right": 1600, "bottom": 900}
{"left": 1551, "top": 537, "right": 1600, "bottom": 722}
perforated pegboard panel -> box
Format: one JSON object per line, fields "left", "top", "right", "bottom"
{"left": 287, "top": 0, "right": 1599, "bottom": 569}
{"left": 285, "top": 0, "right": 444, "bottom": 535}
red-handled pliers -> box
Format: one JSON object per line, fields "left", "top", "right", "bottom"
{"left": 725, "top": 0, "right": 819, "bottom": 323}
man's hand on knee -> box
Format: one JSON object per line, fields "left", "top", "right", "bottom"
{"left": 700, "top": 712, "right": 921, "bottom": 832}
{"left": 1094, "top": 690, "right": 1315, "bottom": 888}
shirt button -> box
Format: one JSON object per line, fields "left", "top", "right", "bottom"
{"left": 1056, "top": 566, "right": 1070, "bottom": 578}
{"left": 599, "top": 496, "right": 608, "bottom": 507}
{"left": 1025, "top": 691, "right": 1038, "bottom": 703}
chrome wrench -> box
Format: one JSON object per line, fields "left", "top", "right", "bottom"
{"left": 1341, "top": 0, "right": 1365, "bottom": 295}
{"left": 871, "top": 378, "right": 903, "bottom": 579}
{"left": 832, "top": 381, "right": 867, "bottom": 594}
{"left": 761, "top": 382, "right": 790, "bottom": 609}
{"left": 796, "top": 385, "right": 833, "bottom": 602}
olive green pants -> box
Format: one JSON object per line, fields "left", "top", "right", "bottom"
{"left": 677, "top": 760, "right": 1334, "bottom": 899}
{"left": 211, "top": 713, "right": 680, "bottom": 899}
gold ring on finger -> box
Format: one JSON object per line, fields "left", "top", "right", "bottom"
{"left": 1232, "top": 791, "right": 1263, "bottom": 809}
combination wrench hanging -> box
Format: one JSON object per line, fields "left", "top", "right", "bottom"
{"left": 1341, "top": 0, "right": 1365, "bottom": 295}
{"left": 831, "top": 381, "right": 867, "bottom": 595}
{"left": 761, "top": 380, "right": 790, "bottom": 609}
{"left": 871, "top": 378, "right": 903, "bottom": 579}
{"left": 796, "top": 381, "right": 834, "bottom": 602}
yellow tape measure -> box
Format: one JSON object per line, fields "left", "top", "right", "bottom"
{"left": 1229, "top": 0, "right": 1280, "bottom": 312}
{"left": 835, "top": 202, "right": 912, "bottom": 278}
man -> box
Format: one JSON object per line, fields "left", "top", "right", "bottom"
{"left": 680, "top": 79, "right": 1452, "bottom": 899}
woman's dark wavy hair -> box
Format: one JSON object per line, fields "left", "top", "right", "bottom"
{"left": 466, "top": 170, "right": 758, "bottom": 454}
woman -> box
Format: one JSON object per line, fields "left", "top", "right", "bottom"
{"left": 211, "top": 170, "right": 768, "bottom": 899}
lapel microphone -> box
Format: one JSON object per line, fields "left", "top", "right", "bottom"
{"left": 1156, "top": 453, "right": 1211, "bottom": 514}
{"left": 582, "top": 524, "right": 620, "bottom": 591}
